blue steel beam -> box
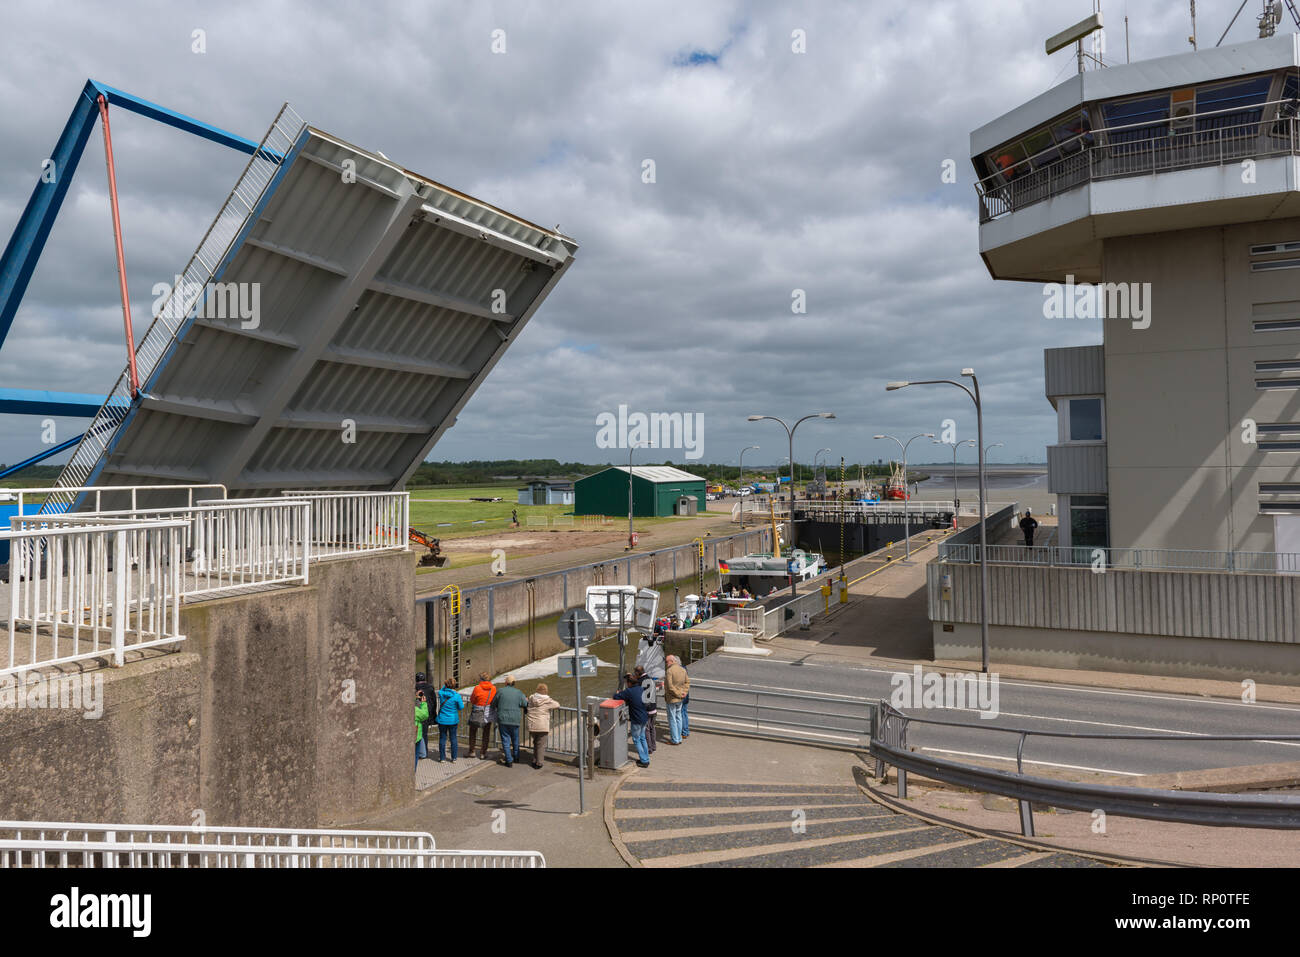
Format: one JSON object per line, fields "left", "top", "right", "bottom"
{"left": 0, "top": 433, "right": 84, "bottom": 480}
{"left": 0, "top": 388, "right": 118, "bottom": 417}
{"left": 0, "top": 79, "right": 271, "bottom": 353}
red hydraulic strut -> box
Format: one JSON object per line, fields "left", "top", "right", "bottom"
{"left": 96, "top": 94, "right": 140, "bottom": 398}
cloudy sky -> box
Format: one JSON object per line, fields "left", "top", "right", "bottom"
{"left": 0, "top": 1, "right": 1261, "bottom": 472}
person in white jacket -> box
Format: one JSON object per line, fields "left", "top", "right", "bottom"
{"left": 525, "top": 684, "right": 561, "bottom": 768}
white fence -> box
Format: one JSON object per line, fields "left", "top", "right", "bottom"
{"left": 2, "top": 488, "right": 410, "bottom": 676}
{"left": 0, "top": 821, "right": 544, "bottom": 868}
{"left": 3, "top": 520, "right": 187, "bottom": 677}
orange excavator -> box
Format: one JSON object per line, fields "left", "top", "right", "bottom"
{"left": 408, "top": 527, "right": 446, "bottom": 567}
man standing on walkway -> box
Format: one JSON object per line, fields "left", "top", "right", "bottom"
{"left": 614, "top": 672, "right": 651, "bottom": 768}
{"left": 1019, "top": 509, "right": 1039, "bottom": 547}
{"left": 664, "top": 655, "right": 691, "bottom": 745}
{"left": 493, "top": 675, "right": 528, "bottom": 768}
{"left": 634, "top": 666, "right": 659, "bottom": 755}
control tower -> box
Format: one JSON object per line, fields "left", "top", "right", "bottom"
{"left": 972, "top": 32, "right": 1300, "bottom": 555}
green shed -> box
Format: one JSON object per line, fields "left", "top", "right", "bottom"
{"left": 574, "top": 466, "right": 707, "bottom": 518}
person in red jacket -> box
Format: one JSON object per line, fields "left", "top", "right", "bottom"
{"left": 468, "top": 672, "right": 498, "bottom": 759}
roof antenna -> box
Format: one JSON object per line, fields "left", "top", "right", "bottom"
{"left": 1189, "top": 0, "right": 1198, "bottom": 49}
{"left": 1045, "top": 10, "right": 1105, "bottom": 73}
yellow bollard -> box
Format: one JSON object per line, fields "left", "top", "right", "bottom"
{"left": 820, "top": 582, "right": 831, "bottom": 613}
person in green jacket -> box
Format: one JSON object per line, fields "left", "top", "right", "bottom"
{"left": 492, "top": 675, "right": 529, "bottom": 767}
{"left": 415, "top": 691, "right": 430, "bottom": 771}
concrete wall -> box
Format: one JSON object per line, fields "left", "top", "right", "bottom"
{"left": 0, "top": 550, "right": 416, "bottom": 828}
{"left": 1103, "top": 216, "right": 1300, "bottom": 553}
{"left": 934, "top": 620, "right": 1300, "bottom": 685}
{"left": 929, "top": 559, "right": 1300, "bottom": 681}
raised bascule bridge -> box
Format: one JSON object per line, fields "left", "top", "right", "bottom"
{"left": 0, "top": 80, "right": 575, "bottom": 862}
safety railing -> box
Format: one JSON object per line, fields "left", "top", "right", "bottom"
{"left": 869, "top": 702, "right": 1300, "bottom": 836}
{"left": 976, "top": 100, "right": 1298, "bottom": 223}
{"left": 683, "top": 680, "right": 875, "bottom": 750}
{"left": 279, "top": 490, "right": 409, "bottom": 560}
{"left": 0, "top": 821, "right": 545, "bottom": 868}
{"left": 16, "top": 499, "right": 312, "bottom": 598}
{"left": 2, "top": 520, "right": 187, "bottom": 676}
{"left": 735, "top": 605, "right": 765, "bottom": 638}
{"left": 440, "top": 700, "right": 588, "bottom": 757}
{"left": 49, "top": 103, "right": 307, "bottom": 506}
{"left": 936, "top": 541, "right": 1300, "bottom": 574}
{"left": 9, "top": 484, "right": 226, "bottom": 517}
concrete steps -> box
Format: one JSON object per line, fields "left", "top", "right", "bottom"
{"left": 611, "top": 781, "right": 1111, "bottom": 868}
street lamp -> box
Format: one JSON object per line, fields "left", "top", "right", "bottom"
{"left": 738, "top": 445, "right": 759, "bottom": 529}
{"left": 814, "top": 448, "right": 831, "bottom": 493}
{"left": 627, "top": 441, "right": 647, "bottom": 548}
{"left": 934, "top": 438, "right": 976, "bottom": 513}
{"left": 872, "top": 432, "right": 935, "bottom": 562}
{"left": 985, "top": 441, "right": 1004, "bottom": 460}
{"left": 748, "top": 412, "right": 835, "bottom": 595}
{"left": 887, "top": 369, "right": 990, "bottom": 673}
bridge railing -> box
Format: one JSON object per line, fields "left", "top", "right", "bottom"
{"left": 869, "top": 701, "right": 1300, "bottom": 837}
{"left": 0, "top": 820, "right": 545, "bottom": 868}
{"left": 278, "top": 490, "right": 410, "bottom": 560}
{"left": 2, "top": 520, "right": 187, "bottom": 676}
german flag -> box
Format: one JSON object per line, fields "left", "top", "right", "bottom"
{"left": 718, "top": 560, "right": 729, "bottom": 573}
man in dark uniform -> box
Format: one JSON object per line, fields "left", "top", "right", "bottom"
{"left": 1019, "top": 509, "right": 1039, "bottom": 547}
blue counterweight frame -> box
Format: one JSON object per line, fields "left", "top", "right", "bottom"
{"left": 0, "top": 79, "right": 269, "bottom": 472}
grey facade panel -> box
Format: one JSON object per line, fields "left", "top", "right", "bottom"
{"left": 1044, "top": 345, "right": 1104, "bottom": 401}
{"left": 928, "top": 561, "right": 1300, "bottom": 644}
{"left": 1047, "top": 443, "right": 1108, "bottom": 494}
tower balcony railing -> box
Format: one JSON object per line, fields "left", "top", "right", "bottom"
{"left": 976, "top": 99, "right": 1299, "bottom": 223}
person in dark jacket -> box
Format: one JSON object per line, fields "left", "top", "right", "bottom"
{"left": 1019, "top": 509, "right": 1039, "bottom": 547}
{"left": 493, "top": 675, "right": 528, "bottom": 767}
{"left": 435, "top": 678, "right": 465, "bottom": 762}
{"left": 613, "top": 672, "right": 651, "bottom": 767}
{"left": 633, "top": 666, "right": 659, "bottom": 755}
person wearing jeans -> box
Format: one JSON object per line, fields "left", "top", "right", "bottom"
{"left": 435, "top": 678, "right": 464, "bottom": 762}
{"left": 681, "top": 692, "right": 690, "bottom": 738}
{"left": 664, "top": 655, "right": 691, "bottom": 745}
{"left": 493, "top": 675, "right": 528, "bottom": 767}
{"left": 613, "top": 672, "right": 651, "bottom": 767}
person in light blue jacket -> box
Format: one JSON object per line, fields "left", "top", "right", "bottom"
{"left": 436, "top": 678, "right": 465, "bottom": 762}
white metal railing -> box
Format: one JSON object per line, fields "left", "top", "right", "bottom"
{"left": 11, "top": 484, "right": 227, "bottom": 517}
{"left": 48, "top": 104, "right": 307, "bottom": 507}
{"left": 976, "top": 100, "right": 1298, "bottom": 223}
{"left": 0, "top": 821, "right": 544, "bottom": 868}
{"left": 2, "top": 520, "right": 186, "bottom": 676}
{"left": 735, "top": 605, "right": 766, "bottom": 638}
{"left": 937, "top": 542, "right": 1300, "bottom": 574}
{"left": 277, "top": 490, "right": 409, "bottom": 560}
{"left": 15, "top": 500, "right": 312, "bottom": 599}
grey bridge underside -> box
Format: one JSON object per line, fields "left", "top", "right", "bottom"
{"left": 94, "top": 130, "right": 577, "bottom": 494}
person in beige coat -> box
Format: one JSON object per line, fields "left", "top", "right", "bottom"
{"left": 525, "top": 684, "right": 561, "bottom": 768}
{"left": 664, "top": 655, "right": 690, "bottom": 744}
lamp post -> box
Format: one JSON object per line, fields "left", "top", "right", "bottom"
{"left": 627, "top": 441, "right": 647, "bottom": 548}
{"left": 814, "top": 448, "right": 831, "bottom": 496}
{"left": 887, "top": 369, "right": 990, "bottom": 673}
{"left": 872, "top": 432, "right": 935, "bottom": 562}
{"left": 748, "top": 412, "right": 835, "bottom": 595}
{"left": 738, "top": 445, "right": 759, "bottom": 529}
{"left": 934, "top": 438, "right": 976, "bottom": 513}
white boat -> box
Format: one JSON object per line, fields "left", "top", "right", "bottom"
{"left": 718, "top": 548, "right": 826, "bottom": 593}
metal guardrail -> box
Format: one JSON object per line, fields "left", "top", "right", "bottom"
{"left": 2, "top": 489, "right": 410, "bottom": 676}
{"left": 869, "top": 701, "right": 1300, "bottom": 836}
{"left": 0, "top": 820, "right": 544, "bottom": 868}
{"left": 8, "top": 484, "right": 227, "bottom": 516}
{"left": 936, "top": 541, "right": 1300, "bottom": 574}
{"left": 976, "top": 101, "right": 1298, "bottom": 223}
{"left": 684, "top": 680, "right": 875, "bottom": 750}
{"left": 442, "top": 698, "right": 589, "bottom": 757}
{"left": 3, "top": 520, "right": 187, "bottom": 676}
